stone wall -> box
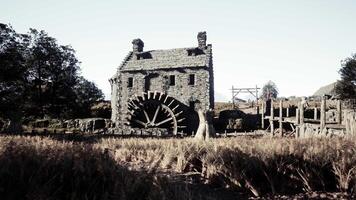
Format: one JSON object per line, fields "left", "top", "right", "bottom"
{"left": 116, "top": 67, "right": 213, "bottom": 130}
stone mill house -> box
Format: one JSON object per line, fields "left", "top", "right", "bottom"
{"left": 109, "top": 32, "right": 214, "bottom": 135}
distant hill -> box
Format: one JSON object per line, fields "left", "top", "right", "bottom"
{"left": 313, "top": 82, "right": 337, "bottom": 96}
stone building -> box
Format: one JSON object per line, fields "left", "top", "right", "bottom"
{"left": 110, "top": 32, "right": 214, "bottom": 135}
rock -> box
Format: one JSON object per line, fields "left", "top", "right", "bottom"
{"left": 319, "top": 193, "right": 327, "bottom": 198}
{"left": 310, "top": 192, "right": 319, "bottom": 198}
{"left": 30, "top": 119, "right": 50, "bottom": 128}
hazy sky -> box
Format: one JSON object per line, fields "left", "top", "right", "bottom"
{"left": 2, "top": 0, "right": 356, "bottom": 101}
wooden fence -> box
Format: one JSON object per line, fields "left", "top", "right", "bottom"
{"left": 262, "top": 97, "right": 356, "bottom": 138}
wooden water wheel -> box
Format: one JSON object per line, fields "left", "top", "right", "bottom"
{"left": 126, "top": 91, "right": 186, "bottom": 135}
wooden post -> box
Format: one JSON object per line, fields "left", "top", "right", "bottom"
{"left": 296, "top": 106, "right": 300, "bottom": 124}
{"left": 320, "top": 97, "right": 326, "bottom": 130}
{"left": 231, "top": 85, "right": 235, "bottom": 109}
{"left": 279, "top": 100, "right": 283, "bottom": 136}
{"left": 295, "top": 126, "right": 300, "bottom": 138}
{"left": 336, "top": 100, "right": 342, "bottom": 124}
{"left": 286, "top": 107, "right": 290, "bottom": 118}
{"left": 299, "top": 102, "right": 304, "bottom": 125}
{"left": 256, "top": 85, "right": 259, "bottom": 116}
{"left": 295, "top": 102, "right": 300, "bottom": 139}
{"left": 261, "top": 100, "right": 265, "bottom": 129}
{"left": 314, "top": 107, "right": 318, "bottom": 120}
{"left": 270, "top": 99, "right": 274, "bottom": 135}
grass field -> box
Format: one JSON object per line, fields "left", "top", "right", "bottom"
{"left": 0, "top": 134, "right": 355, "bottom": 199}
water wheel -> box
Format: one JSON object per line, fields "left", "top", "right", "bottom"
{"left": 126, "top": 91, "right": 186, "bottom": 135}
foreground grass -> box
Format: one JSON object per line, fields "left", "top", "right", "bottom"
{"left": 0, "top": 135, "right": 355, "bottom": 199}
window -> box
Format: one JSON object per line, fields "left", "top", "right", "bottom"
{"left": 169, "top": 75, "right": 175, "bottom": 86}
{"left": 188, "top": 74, "right": 195, "bottom": 85}
{"left": 128, "top": 77, "right": 133, "bottom": 88}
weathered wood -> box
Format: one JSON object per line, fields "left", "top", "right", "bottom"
{"left": 286, "top": 107, "right": 289, "bottom": 118}
{"left": 270, "top": 99, "right": 274, "bottom": 135}
{"left": 336, "top": 100, "right": 342, "bottom": 124}
{"left": 279, "top": 100, "right": 283, "bottom": 136}
{"left": 314, "top": 107, "right": 318, "bottom": 120}
{"left": 320, "top": 97, "right": 326, "bottom": 130}
{"left": 299, "top": 102, "right": 304, "bottom": 125}
{"left": 296, "top": 107, "right": 300, "bottom": 124}
{"left": 345, "top": 110, "right": 356, "bottom": 137}
{"left": 261, "top": 100, "right": 265, "bottom": 129}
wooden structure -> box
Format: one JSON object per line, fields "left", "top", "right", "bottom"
{"left": 230, "top": 85, "right": 260, "bottom": 112}
{"left": 263, "top": 97, "right": 349, "bottom": 137}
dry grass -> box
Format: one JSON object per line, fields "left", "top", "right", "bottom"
{"left": 97, "top": 137, "right": 356, "bottom": 195}
{"left": 0, "top": 134, "right": 355, "bottom": 199}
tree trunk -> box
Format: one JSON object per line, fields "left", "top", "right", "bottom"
{"left": 3, "top": 111, "right": 23, "bottom": 134}
{"left": 195, "top": 109, "right": 215, "bottom": 141}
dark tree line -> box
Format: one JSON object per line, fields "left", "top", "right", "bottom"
{"left": 0, "top": 23, "right": 104, "bottom": 125}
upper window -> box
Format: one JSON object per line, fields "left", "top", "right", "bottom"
{"left": 188, "top": 74, "right": 195, "bottom": 85}
{"left": 169, "top": 75, "right": 175, "bottom": 86}
{"left": 128, "top": 77, "right": 133, "bottom": 88}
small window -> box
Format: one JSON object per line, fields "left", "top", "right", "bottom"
{"left": 188, "top": 74, "right": 195, "bottom": 85}
{"left": 169, "top": 75, "right": 175, "bottom": 86}
{"left": 128, "top": 77, "right": 133, "bottom": 88}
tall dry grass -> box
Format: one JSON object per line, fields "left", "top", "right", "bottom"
{"left": 97, "top": 137, "right": 356, "bottom": 196}
{"left": 0, "top": 135, "right": 355, "bottom": 199}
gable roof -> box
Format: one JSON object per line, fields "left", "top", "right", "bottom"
{"left": 119, "top": 46, "right": 211, "bottom": 71}
{"left": 313, "top": 82, "right": 337, "bottom": 96}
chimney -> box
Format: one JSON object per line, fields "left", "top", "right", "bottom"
{"left": 132, "top": 38, "right": 144, "bottom": 53}
{"left": 197, "top": 31, "right": 207, "bottom": 49}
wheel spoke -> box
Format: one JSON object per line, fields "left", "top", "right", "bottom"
{"left": 127, "top": 93, "right": 180, "bottom": 135}
{"left": 143, "top": 110, "right": 151, "bottom": 123}
{"left": 155, "top": 117, "right": 173, "bottom": 126}
{"left": 134, "top": 119, "right": 147, "bottom": 127}
{"left": 152, "top": 105, "right": 160, "bottom": 124}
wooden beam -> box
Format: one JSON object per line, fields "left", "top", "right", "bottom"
{"left": 299, "top": 101, "right": 304, "bottom": 125}
{"left": 320, "top": 97, "right": 326, "bottom": 130}
{"left": 261, "top": 100, "right": 265, "bottom": 129}
{"left": 314, "top": 107, "right": 318, "bottom": 120}
{"left": 286, "top": 107, "right": 289, "bottom": 118}
{"left": 295, "top": 126, "right": 300, "bottom": 138}
{"left": 279, "top": 100, "right": 283, "bottom": 136}
{"left": 270, "top": 99, "right": 274, "bottom": 135}
{"left": 336, "top": 100, "right": 342, "bottom": 124}
{"left": 296, "top": 107, "right": 300, "bottom": 124}
{"left": 230, "top": 87, "right": 261, "bottom": 90}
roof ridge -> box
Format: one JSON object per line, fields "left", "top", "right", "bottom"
{"left": 138, "top": 46, "right": 198, "bottom": 53}
{"left": 118, "top": 51, "right": 133, "bottom": 70}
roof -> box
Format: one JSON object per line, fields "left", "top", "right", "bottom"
{"left": 313, "top": 82, "right": 337, "bottom": 96}
{"left": 119, "top": 46, "right": 211, "bottom": 71}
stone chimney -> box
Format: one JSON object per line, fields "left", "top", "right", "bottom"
{"left": 197, "top": 31, "right": 207, "bottom": 49}
{"left": 132, "top": 38, "right": 144, "bottom": 53}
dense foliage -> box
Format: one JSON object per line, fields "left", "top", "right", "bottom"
{"left": 261, "top": 80, "right": 278, "bottom": 100}
{"left": 0, "top": 24, "right": 28, "bottom": 128}
{"left": 0, "top": 23, "right": 104, "bottom": 123}
{"left": 336, "top": 54, "right": 356, "bottom": 99}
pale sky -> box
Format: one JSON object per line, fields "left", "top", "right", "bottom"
{"left": 2, "top": 0, "right": 356, "bottom": 101}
